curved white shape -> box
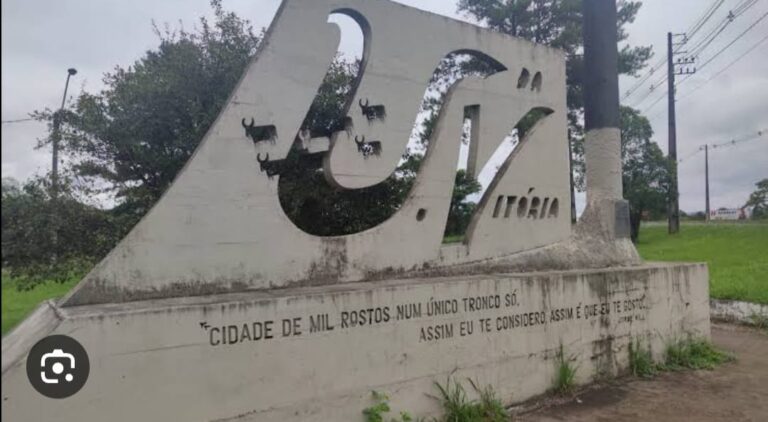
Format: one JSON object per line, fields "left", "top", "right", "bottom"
{"left": 62, "top": 0, "right": 569, "bottom": 306}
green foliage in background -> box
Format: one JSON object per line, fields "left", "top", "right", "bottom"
{"left": 619, "top": 106, "right": 672, "bottom": 243}
{"left": 456, "top": 0, "right": 653, "bottom": 188}
{"left": 745, "top": 178, "right": 768, "bottom": 219}
{"left": 33, "top": 1, "right": 261, "bottom": 217}
{"left": 1, "top": 177, "right": 119, "bottom": 289}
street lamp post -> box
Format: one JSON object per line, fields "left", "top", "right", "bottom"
{"left": 51, "top": 67, "right": 77, "bottom": 197}
{"left": 50, "top": 67, "right": 77, "bottom": 261}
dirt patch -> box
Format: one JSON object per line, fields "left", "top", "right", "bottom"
{"left": 518, "top": 323, "right": 768, "bottom": 421}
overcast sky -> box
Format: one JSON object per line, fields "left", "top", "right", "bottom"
{"left": 2, "top": 0, "right": 767, "bottom": 214}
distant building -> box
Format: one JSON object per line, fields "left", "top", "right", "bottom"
{"left": 710, "top": 207, "right": 751, "bottom": 220}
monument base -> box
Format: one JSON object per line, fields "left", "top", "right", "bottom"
{"left": 2, "top": 263, "right": 710, "bottom": 421}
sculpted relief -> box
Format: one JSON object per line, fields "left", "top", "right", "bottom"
{"left": 62, "top": 0, "right": 571, "bottom": 305}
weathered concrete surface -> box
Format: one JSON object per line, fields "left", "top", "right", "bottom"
{"left": 710, "top": 299, "right": 768, "bottom": 325}
{"left": 2, "top": 263, "right": 709, "bottom": 421}
{"left": 579, "top": 127, "right": 629, "bottom": 240}
{"left": 433, "top": 235, "right": 640, "bottom": 278}
{"left": 60, "top": 0, "right": 576, "bottom": 306}
{"left": 1, "top": 301, "right": 61, "bottom": 375}
{"left": 584, "top": 128, "right": 622, "bottom": 203}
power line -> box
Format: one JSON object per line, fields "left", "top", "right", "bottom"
{"left": 641, "top": 73, "right": 694, "bottom": 114}
{"left": 1, "top": 117, "right": 35, "bottom": 124}
{"left": 642, "top": 91, "right": 668, "bottom": 114}
{"left": 679, "top": 31, "right": 768, "bottom": 102}
{"left": 708, "top": 128, "right": 766, "bottom": 150}
{"left": 688, "top": 0, "right": 760, "bottom": 58}
{"left": 686, "top": 0, "right": 736, "bottom": 54}
{"left": 622, "top": 63, "right": 664, "bottom": 100}
{"left": 697, "top": 10, "right": 768, "bottom": 71}
{"left": 687, "top": 13, "right": 735, "bottom": 58}
{"left": 628, "top": 74, "right": 667, "bottom": 107}
{"left": 649, "top": 25, "right": 763, "bottom": 117}
{"left": 622, "top": 0, "right": 726, "bottom": 101}
{"left": 687, "top": 0, "right": 727, "bottom": 36}
{"left": 624, "top": 0, "right": 761, "bottom": 104}
{"left": 629, "top": 49, "right": 694, "bottom": 110}
{"left": 733, "top": 0, "right": 761, "bottom": 16}
{"left": 679, "top": 128, "right": 767, "bottom": 163}
{"left": 678, "top": 148, "right": 703, "bottom": 164}
{"left": 685, "top": 0, "right": 759, "bottom": 58}
{"left": 642, "top": 9, "right": 767, "bottom": 114}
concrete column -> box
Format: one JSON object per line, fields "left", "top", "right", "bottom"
{"left": 580, "top": 0, "right": 629, "bottom": 239}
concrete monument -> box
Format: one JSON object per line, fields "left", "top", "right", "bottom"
{"left": 2, "top": 1, "right": 709, "bottom": 420}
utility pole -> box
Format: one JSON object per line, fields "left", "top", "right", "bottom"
{"left": 666, "top": 32, "right": 695, "bottom": 234}
{"left": 581, "top": 0, "right": 629, "bottom": 239}
{"left": 568, "top": 129, "right": 577, "bottom": 224}
{"left": 704, "top": 144, "right": 710, "bottom": 222}
{"left": 666, "top": 32, "right": 679, "bottom": 234}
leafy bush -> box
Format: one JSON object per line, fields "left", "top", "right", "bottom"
{"left": 363, "top": 378, "right": 508, "bottom": 422}
{"left": 362, "top": 391, "right": 416, "bottom": 422}
{"left": 628, "top": 339, "right": 657, "bottom": 378}
{"left": 433, "top": 377, "right": 508, "bottom": 422}
{"left": 662, "top": 339, "right": 733, "bottom": 370}
{"left": 2, "top": 176, "right": 119, "bottom": 289}
{"left": 552, "top": 344, "right": 577, "bottom": 395}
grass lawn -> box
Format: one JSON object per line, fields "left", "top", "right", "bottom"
{"left": 443, "top": 234, "right": 464, "bottom": 244}
{"left": 1, "top": 275, "right": 78, "bottom": 335}
{"left": 636, "top": 221, "right": 768, "bottom": 305}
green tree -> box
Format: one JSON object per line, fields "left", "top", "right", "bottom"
{"left": 619, "top": 106, "right": 670, "bottom": 242}
{"left": 1, "top": 175, "right": 120, "bottom": 289}
{"left": 445, "top": 170, "right": 482, "bottom": 237}
{"left": 34, "top": 0, "right": 262, "bottom": 223}
{"left": 456, "top": 0, "right": 653, "bottom": 188}
{"left": 745, "top": 178, "right": 768, "bottom": 219}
